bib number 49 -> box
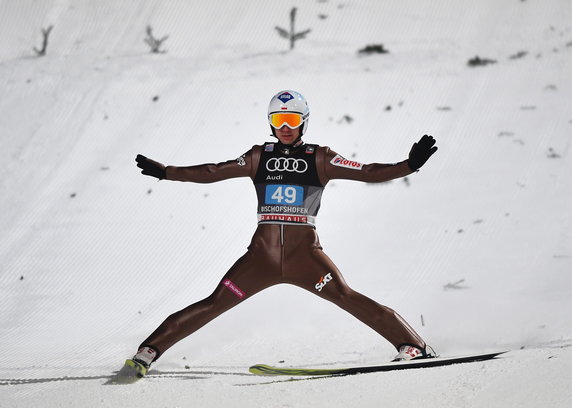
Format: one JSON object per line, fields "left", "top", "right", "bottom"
{"left": 265, "top": 185, "right": 303, "bottom": 205}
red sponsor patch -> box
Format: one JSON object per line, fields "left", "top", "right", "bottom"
{"left": 222, "top": 279, "right": 246, "bottom": 299}
{"left": 330, "top": 154, "right": 363, "bottom": 170}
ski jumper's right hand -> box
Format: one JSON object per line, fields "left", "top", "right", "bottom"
{"left": 136, "top": 154, "right": 166, "bottom": 180}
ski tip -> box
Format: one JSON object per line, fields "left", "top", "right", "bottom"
{"left": 484, "top": 350, "right": 509, "bottom": 357}
{"left": 249, "top": 364, "right": 276, "bottom": 375}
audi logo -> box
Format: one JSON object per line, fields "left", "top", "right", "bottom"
{"left": 266, "top": 158, "right": 308, "bottom": 173}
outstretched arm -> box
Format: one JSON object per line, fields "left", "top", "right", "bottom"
{"left": 318, "top": 135, "right": 437, "bottom": 184}
{"left": 135, "top": 147, "right": 261, "bottom": 183}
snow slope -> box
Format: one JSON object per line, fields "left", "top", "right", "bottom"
{"left": 1, "top": 0, "right": 571, "bottom": 406}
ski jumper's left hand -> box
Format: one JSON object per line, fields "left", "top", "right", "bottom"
{"left": 407, "top": 135, "right": 438, "bottom": 171}
{"left": 136, "top": 154, "right": 167, "bottom": 180}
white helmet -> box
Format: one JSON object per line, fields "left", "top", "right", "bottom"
{"left": 267, "top": 90, "right": 310, "bottom": 136}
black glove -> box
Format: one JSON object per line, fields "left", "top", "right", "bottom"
{"left": 136, "top": 154, "right": 166, "bottom": 180}
{"left": 407, "top": 135, "right": 438, "bottom": 171}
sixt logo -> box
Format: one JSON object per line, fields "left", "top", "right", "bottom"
{"left": 315, "top": 273, "right": 333, "bottom": 292}
{"left": 278, "top": 92, "right": 294, "bottom": 103}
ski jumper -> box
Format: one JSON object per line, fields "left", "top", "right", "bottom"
{"left": 139, "top": 141, "right": 426, "bottom": 358}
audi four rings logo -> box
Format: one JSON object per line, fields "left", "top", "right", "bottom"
{"left": 266, "top": 158, "right": 308, "bottom": 173}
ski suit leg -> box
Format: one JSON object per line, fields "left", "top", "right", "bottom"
{"left": 281, "top": 225, "right": 425, "bottom": 350}
{"left": 139, "top": 226, "right": 283, "bottom": 356}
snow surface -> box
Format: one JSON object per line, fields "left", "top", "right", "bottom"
{"left": 1, "top": 0, "right": 571, "bottom": 406}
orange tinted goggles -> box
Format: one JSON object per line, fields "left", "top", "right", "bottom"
{"left": 269, "top": 112, "right": 304, "bottom": 129}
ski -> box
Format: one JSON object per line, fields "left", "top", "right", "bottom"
{"left": 249, "top": 351, "right": 508, "bottom": 376}
{"left": 0, "top": 369, "right": 251, "bottom": 386}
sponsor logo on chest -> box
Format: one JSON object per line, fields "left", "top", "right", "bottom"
{"left": 266, "top": 157, "right": 308, "bottom": 173}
